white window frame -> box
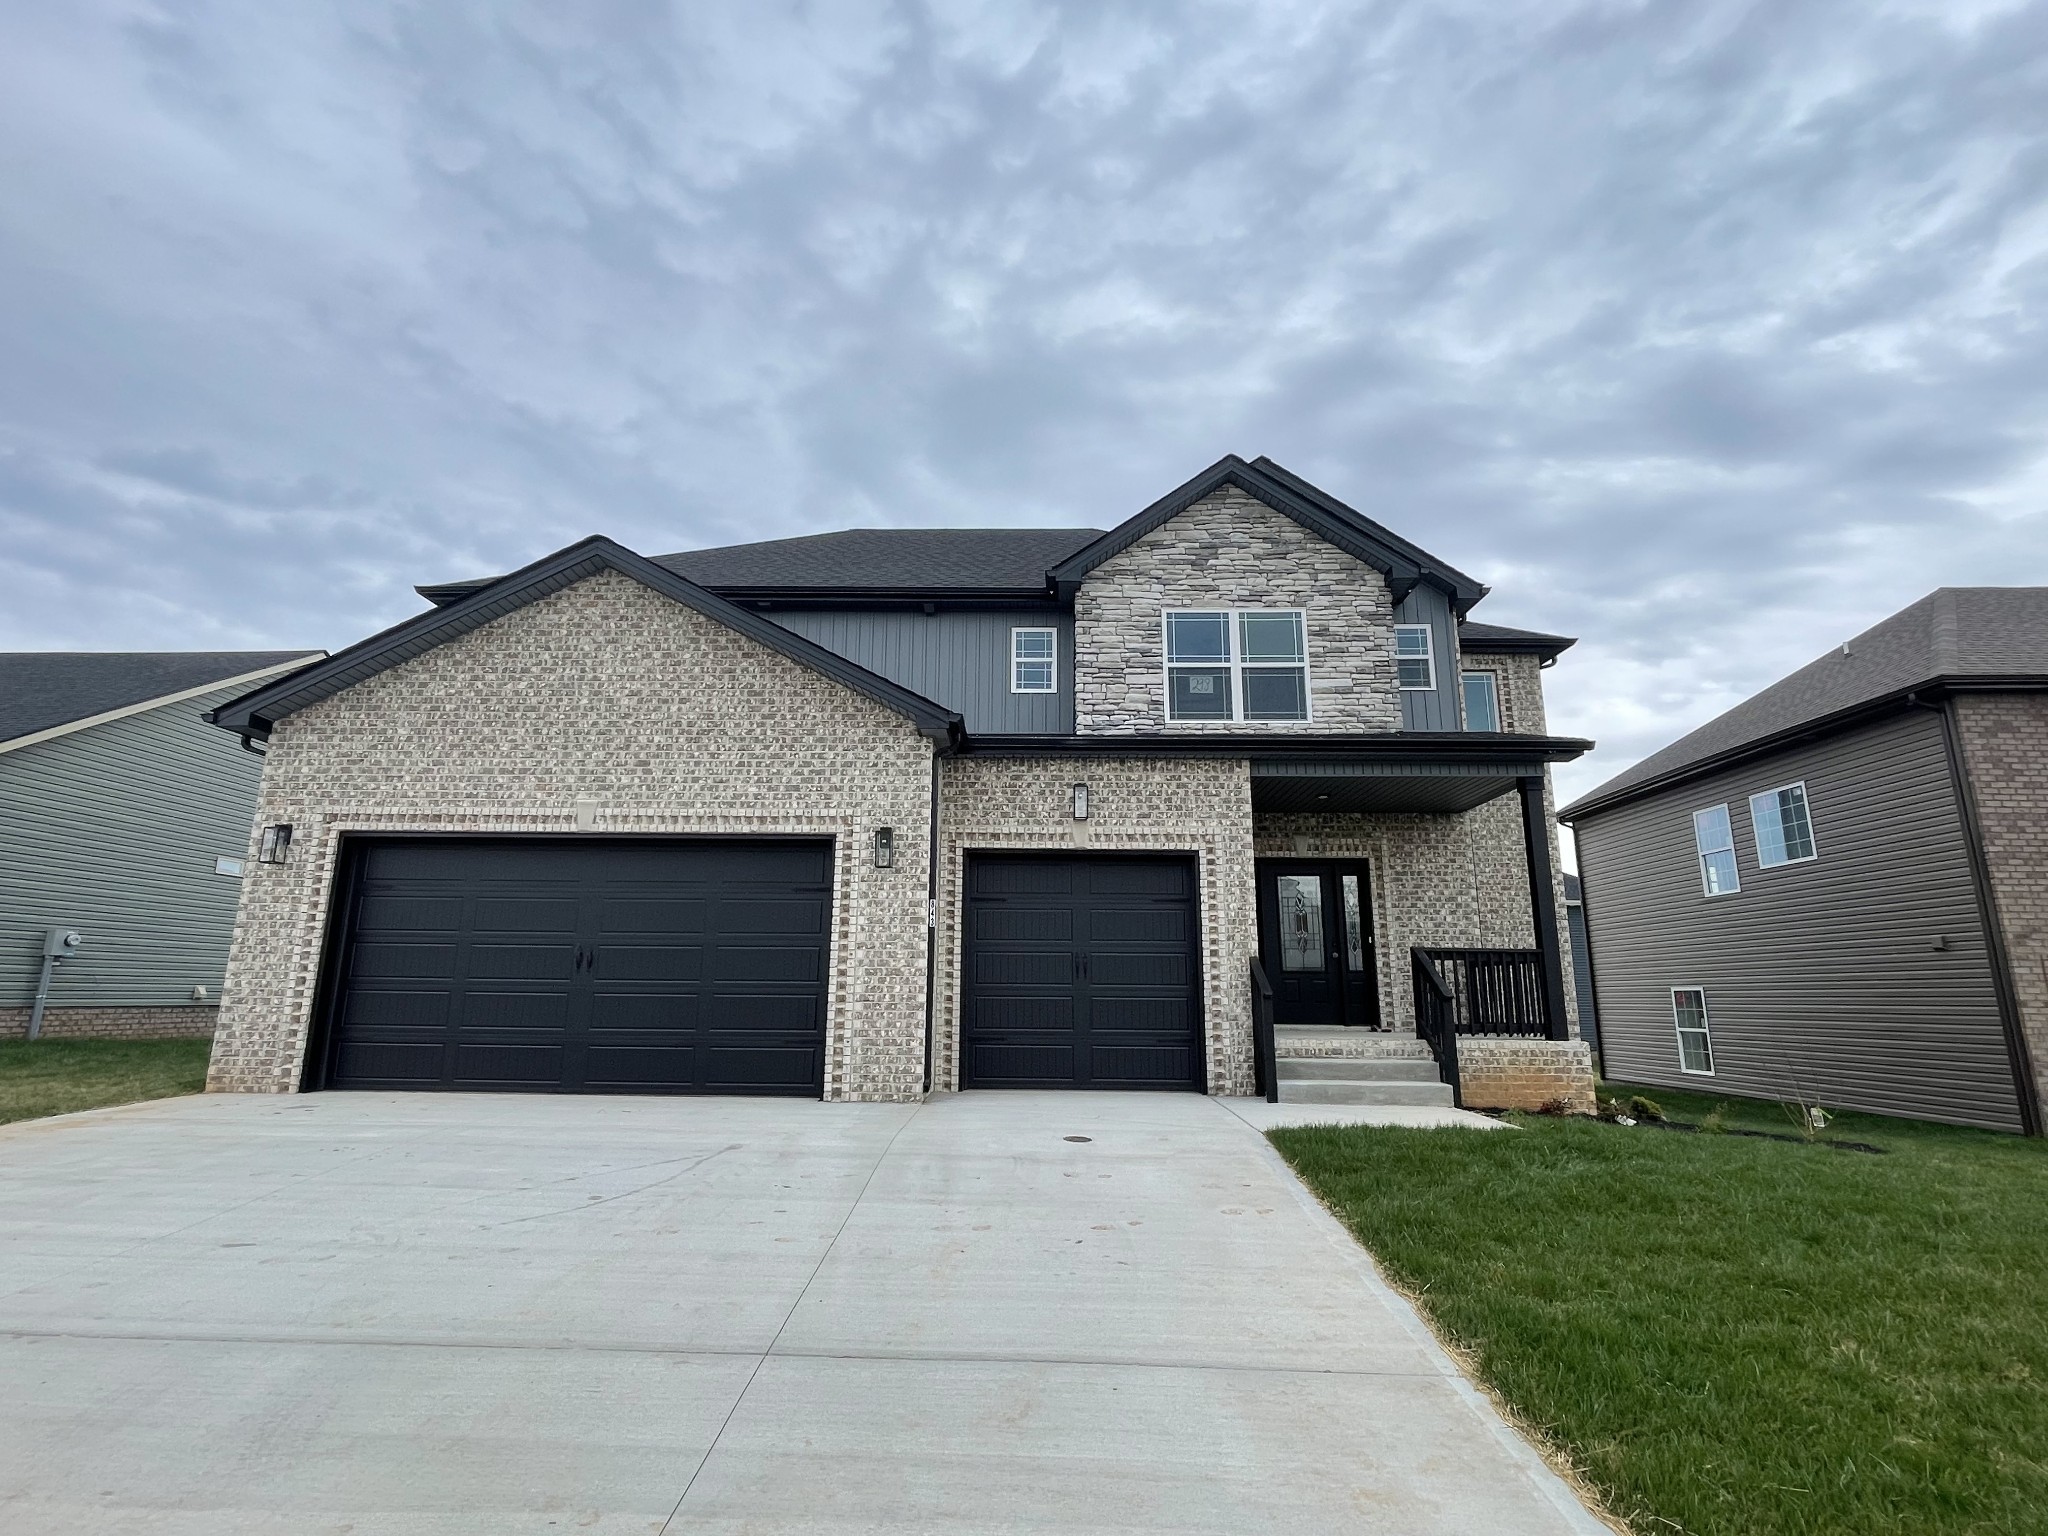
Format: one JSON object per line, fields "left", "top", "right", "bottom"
{"left": 1394, "top": 625, "right": 1437, "bottom": 691}
{"left": 1161, "top": 608, "right": 1312, "bottom": 722}
{"left": 1671, "top": 987, "right": 1716, "bottom": 1075}
{"left": 1749, "top": 780, "right": 1819, "bottom": 868}
{"left": 1460, "top": 669, "right": 1501, "bottom": 731}
{"left": 1010, "top": 627, "right": 1058, "bottom": 694}
{"left": 1692, "top": 804, "right": 1740, "bottom": 897}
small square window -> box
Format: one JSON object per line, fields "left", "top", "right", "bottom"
{"left": 1672, "top": 987, "right": 1715, "bottom": 1074}
{"left": 1750, "top": 782, "right": 1818, "bottom": 867}
{"left": 1011, "top": 628, "right": 1057, "bottom": 693}
{"left": 1394, "top": 625, "right": 1436, "bottom": 690}
{"left": 1692, "top": 804, "right": 1739, "bottom": 896}
{"left": 1461, "top": 671, "right": 1500, "bottom": 731}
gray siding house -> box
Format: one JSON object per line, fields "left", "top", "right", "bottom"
{"left": 201, "top": 455, "right": 1599, "bottom": 1112}
{"left": 1562, "top": 589, "right": 2048, "bottom": 1133}
{"left": 1, "top": 651, "right": 320, "bottom": 1039}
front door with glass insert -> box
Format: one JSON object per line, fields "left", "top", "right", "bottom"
{"left": 1255, "top": 861, "right": 1381, "bottom": 1028}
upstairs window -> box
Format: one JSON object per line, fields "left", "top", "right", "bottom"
{"left": 1461, "top": 671, "right": 1501, "bottom": 731}
{"left": 1672, "top": 988, "right": 1715, "bottom": 1074}
{"left": 1693, "top": 804, "right": 1739, "bottom": 896}
{"left": 1011, "top": 628, "right": 1057, "bottom": 693}
{"left": 1164, "top": 610, "right": 1309, "bottom": 721}
{"left": 1750, "top": 782, "right": 1818, "bottom": 867}
{"left": 1394, "top": 625, "right": 1436, "bottom": 690}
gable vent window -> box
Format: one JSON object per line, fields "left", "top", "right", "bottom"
{"left": 1394, "top": 625, "right": 1436, "bottom": 690}
{"left": 1011, "top": 628, "right": 1057, "bottom": 693}
{"left": 1164, "top": 610, "right": 1309, "bottom": 722}
{"left": 1692, "top": 804, "right": 1739, "bottom": 896}
{"left": 1461, "top": 670, "right": 1501, "bottom": 731}
{"left": 1672, "top": 988, "right": 1715, "bottom": 1074}
{"left": 1750, "top": 782, "right": 1818, "bottom": 867}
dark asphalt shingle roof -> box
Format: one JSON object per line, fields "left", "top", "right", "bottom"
{"left": 1563, "top": 587, "right": 2048, "bottom": 817}
{"left": 0, "top": 651, "right": 320, "bottom": 746}
{"left": 1457, "top": 620, "right": 1576, "bottom": 654}
{"left": 419, "top": 528, "right": 1110, "bottom": 602}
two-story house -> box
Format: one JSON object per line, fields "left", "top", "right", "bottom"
{"left": 204, "top": 456, "right": 1595, "bottom": 1110}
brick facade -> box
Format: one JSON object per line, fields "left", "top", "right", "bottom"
{"left": 935, "top": 755, "right": 1259, "bottom": 1094}
{"left": 1457, "top": 1038, "right": 1597, "bottom": 1114}
{"left": 1, "top": 1005, "right": 217, "bottom": 1041}
{"left": 1952, "top": 693, "right": 2048, "bottom": 1117}
{"left": 1072, "top": 488, "right": 1399, "bottom": 735}
{"left": 209, "top": 569, "right": 937, "bottom": 1101}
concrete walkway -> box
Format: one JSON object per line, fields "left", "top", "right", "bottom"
{"left": 0, "top": 1091, "right": 1604, "bottom": 1534}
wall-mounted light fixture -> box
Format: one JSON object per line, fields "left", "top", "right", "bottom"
{"left": 874, "top": 827, "right": 896, "bottom": 868}
{"left": 257, "top": 824, "right": 293, "bottom": 865}
{"left": 1071, "top": 783, "right": 1090, "bottom": 821}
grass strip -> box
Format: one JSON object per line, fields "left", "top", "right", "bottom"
{"left": 0, "top": 1037, "right": 212, "bottom": 1127}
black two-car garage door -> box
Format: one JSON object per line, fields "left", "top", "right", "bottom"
{"left": 317, "top": 838, "right": 831, "bottom": 1095}
{"left": 961, "top": 853, "right": 1203, "bottom": 1090}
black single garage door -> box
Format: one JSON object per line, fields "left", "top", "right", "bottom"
{"left": 961, "top": 853, "right": 1203, "bottom": 1090}
{"left": 318, "top": 838, "right": 831, "bottom": 1095}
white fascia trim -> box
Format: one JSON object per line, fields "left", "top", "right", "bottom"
{"left": 0, "top": 656, "right": 324, "bottom": 758}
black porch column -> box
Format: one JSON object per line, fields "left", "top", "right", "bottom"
{"left": 1518, "top": 774, "right": 1572, "bottom": 1041}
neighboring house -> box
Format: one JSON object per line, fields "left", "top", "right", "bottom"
{"left": 203, "top": 455, "right": 1594, "bottom": 1110}
{"left": 1561, "top": 589, "right": 2048, "bottom": 1134}
{"left": 1562, "top": 872, "right": 1599, "bottom": 1056}
{"left": 1, "top": 651, "right": 321, "bottom": 1040}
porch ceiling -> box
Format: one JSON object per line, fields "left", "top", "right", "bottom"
{"left": 1249, "top": 757, "right": 1548, "bottom": 814}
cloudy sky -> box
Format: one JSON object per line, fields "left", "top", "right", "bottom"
{"left": 3, "top": 0, "right": 2045, "bottom": 810}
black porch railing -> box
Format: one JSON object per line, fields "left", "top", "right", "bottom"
{"left": 1411, "top": 949, "right": 1462, "bottom": 1106}
{"left": 1421, "top": 948, "right": 1557, "bottom": 1038}
{"left": 1250, "top": 957, "right": 1279, "bottom": 1104}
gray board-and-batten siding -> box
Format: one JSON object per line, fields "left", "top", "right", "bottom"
{"left": 1573, "top": 707, "right": 2027, "bottom": 1131}
{"left": 765, "top": 608, "right": 1074, "bottom": 734}
{"left": 0, "top": 678, "right": 266, "bottom": 1013}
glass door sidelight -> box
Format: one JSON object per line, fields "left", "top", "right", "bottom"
{"left": 1255, "top": 861, "right": 1382, "bottom": 1028}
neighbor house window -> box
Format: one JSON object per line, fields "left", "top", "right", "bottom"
{"left": 1394, "top": 625, "right": 1436, "bottom": 690}
{"left": 1461, "top": 670, "right": 1500, "bottom": 731}
{"left": 1672, "top": 988, "right": 1715, "bottom": 1074}
{"left": 1164, "top": 610, "right": 1309, "bottom": 721}
{"left": 1692, "top": 804, "right": 1739, "bottom": 896}
{"left": 1011, "top": 628, "right": 1057, "bottom": 693}
{"left": 1750, "top": 782, "right": 1818, "bottom": 867}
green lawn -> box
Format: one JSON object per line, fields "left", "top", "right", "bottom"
{"left": 0, "top": 1037, "right": 212, "bottom": 1127}
{"left": 1271, "top": 1084, "right": 2048, "bottom": 1536}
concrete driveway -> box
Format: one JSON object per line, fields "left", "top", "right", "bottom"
{"left": 0, "top": 1091, "right": 1604, "bottom": 1535}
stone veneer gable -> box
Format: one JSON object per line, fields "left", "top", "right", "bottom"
{"left": 1072, "top": 487, "right": 1399, "bottom": 734}
{"left": 209, "top": 568, "right": 937, "bottom": 1101}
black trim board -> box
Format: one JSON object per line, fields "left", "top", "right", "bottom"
{"left": 211, "top": 536, "right": 965, "bottom": 747}
{"left": 1047, "top": 455, "right": 1489, "bottom": 610}
{"left": 959, "top": 731, "right": 1592, "bottom": 763}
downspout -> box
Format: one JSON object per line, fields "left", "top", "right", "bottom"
{"left": 922, "top": 749, "right": 943, "bottom": 1095}
{"left": 1916, "top": 693, "right": 2043, "bottom": 1135}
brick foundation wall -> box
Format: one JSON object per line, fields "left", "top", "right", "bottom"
{"left": 1072, "top": 488, "right": 1399, "bottom": 735}
{"left": 1457, "top": 1038, "right": 1596, "bottom": 1114}
{"left": 1952, "top": 693, "right": 2048, "bottom": 1119}
{"left": 210, "top": 569, "right": 936, "bottom": 1101}
{"left": 0, "top": 1005, "right": 218, "bottom": 1041}
{"left": 936, "top": 755, "right": 1259, "bottom": 1095}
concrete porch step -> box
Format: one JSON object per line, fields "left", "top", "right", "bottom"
{"left": 1276, "top": 1078, "right": 1457, "bottom": 1107}
{"left": 1277, "top": 1056, "right": 1443, "bottom": 1083}
{"left": 1272, "top": 1028, "right": 1435, "bottom": 1061}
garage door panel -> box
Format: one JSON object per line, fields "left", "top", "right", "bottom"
{"left": 962, "top": 854, "right": 1202, "bottom": 1091}
{"left": 325, "top": 838, "right": 830, "bottom": 1096}
{"left": 597, "top": 898, "right": 707, "bottom": 934}
{"left": 350, "top": 942, "right": 459, "bottom": 981}
{"left": 356, "top": 896, "right": 465, "bottom": 933}
{"left": 332, "top": 1040, "right": 446, "bottom": 1086}
{"left": 466, "top": 943, "right": 578, "bottom": 981}
{"left": 472, "top": 898, "right": 580, "bottom": 933}
{"left": 594, "top": 944, "right": 703, "bottom": 982}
